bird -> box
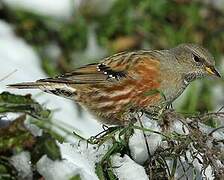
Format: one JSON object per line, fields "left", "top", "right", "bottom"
{"left": 8, "top": 43, "right": 221, "bottom": 125}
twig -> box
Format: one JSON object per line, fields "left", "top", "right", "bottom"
{"left": 217, "top": 105, "right": 224, "bottom": 113}
{"left": 0, "top": 69, "right": 17, "bottom": 82}
{"left": 208, "top": 126, "right": 224, "bottom": 136}
{"left": 136, "top": 113, "right": 151, "bottom": 160}
{"left": 177, "top": 156, "right": 188, "bottom": 180}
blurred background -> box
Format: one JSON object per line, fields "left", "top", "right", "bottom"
{"left": 0, "top": 1, "right": 224, "bottom": 179}
{"left": 0, "top": 0, "right": 224, "bottom": 131}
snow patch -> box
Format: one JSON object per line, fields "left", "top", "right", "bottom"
{"left": 59, "top": 140, "right": 113, "bottom": 180}
{"left": 37, "top": 155, "right": 84, "bottom": 180}
{"left": 170, "top": 119, "right": 189, "bottom": 135}
{"left": 111, "top": 154, "right": 148, "bottom": 180}
{"left": 0, "top": 19, "right": 102, "bottom": 138}
{"left": 24, "top": 119, "right": 43, "bottom": 136}
{"left": 10, "top": 151, "right": 32, "bottom": 180}
{"left": 0, "top": 21, "right": 14, "bottom": 37}
{"left": 2, "top": 0, "right": 75, "bottom": 20}
{"left": 129, "top": 116, "right": 162, "bottom": 164}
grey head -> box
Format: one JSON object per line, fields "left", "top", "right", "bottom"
{"left": 169, "top": 43, "right": 221, "bottom": 82}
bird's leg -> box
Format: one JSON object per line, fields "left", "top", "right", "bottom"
{"left": 165, "top": 102, "right": 173, "bottom": 109}
{"left": 166, "top": 102, "right": 173, "bottom": 109}
{"left": 156, "top": 100, "right": 175, "bottom": 119}
{"left": 144, "top": 106, "right": 161, "bottom": 121}
{"left": 122, "top": 110, "right": 138, "bottom": 126}
{"left": 157, "top": 106, "right": 169, "bottom": 119}
{"left": 144, "top": 106, "right": 171, "bottom": 121}
{"left": 145, "top": 111, "right": 159, "bottom": 120}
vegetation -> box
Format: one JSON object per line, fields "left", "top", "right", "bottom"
{"left": 0, "top": 0, "right": 224, "bottom": 179}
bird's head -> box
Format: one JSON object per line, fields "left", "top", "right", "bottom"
{"left": 170, "top": 43, "right": 221, "bottom": 82}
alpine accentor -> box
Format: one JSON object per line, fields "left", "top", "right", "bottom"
{"left": 8, "top": 44, "right": 221, "bottom": 125}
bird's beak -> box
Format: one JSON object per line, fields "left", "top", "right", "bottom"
{"left": 205, "top": 66, "right": 221, "bottom": 78}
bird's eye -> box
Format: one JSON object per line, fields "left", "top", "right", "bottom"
{"left": 192, "top": 54, "right": 201, "bottom": 63}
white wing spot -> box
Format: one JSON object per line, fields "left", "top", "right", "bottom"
{"left": 183, "top": 79, "right": 189, "bottom": 86}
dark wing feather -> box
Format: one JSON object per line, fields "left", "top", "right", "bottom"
{"left": 38, "top": 70, "right": 107, "bottom": 84}
{"left": 38, "top": 53, "right": 135, "bottom": 84}
{"left": 8, "top": 50, "right": 161, "bottom": 94}
{"left": 37, "top": 50, "right": 156, "bottom": 84}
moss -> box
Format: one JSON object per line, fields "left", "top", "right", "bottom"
{"left": 0, "top": 115, "right": 35, "bottom": 153}
{"left": 0, "top": 92, "right": 50, "bottom": 119}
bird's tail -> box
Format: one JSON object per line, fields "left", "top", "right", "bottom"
{"left": 7, "top": 82, "right": 45, "bottom": 89}
{"left": 7, "top": 80, "right": 77, "bottom": 99}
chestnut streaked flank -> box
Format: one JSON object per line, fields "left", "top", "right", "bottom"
{"left": 8, "top": 44, "right": 221, "bottom": 125}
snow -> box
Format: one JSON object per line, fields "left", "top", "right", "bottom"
{"left": 175, "top": 151, "right": 213, "bottom": 180}
{"left": 10, "top": 151, "right": 32, "bottom": 180}
{"left": 1, "top": 1, "right": 223, "bottom": 179}
{"left": 0, "top": 5, "right": 157, "bottom": 180}
{"left": 129, "top": 116, "right": 162, "bottom": 164}
{"left": 59, "top": 143, "right": 99, "bottom": 180}
{"left": 0, "top": 20, "right": 102, "bottom": 138}
{"left": 129, "top": 130, "right": 150, "bottom": 164}
{"left": 0, "top": 21, "right": 14, "bottom": 37}
{"left": 170, "top": 119, "right": 189, "bottom": 135}
{"left": 24, "top": 119, "right": 43, "bottom": 136}
{"left": 2, "top": 0, "right": 77, "bottom": 20}
{"left": 198, "top": 121, "right": 224, "bottom": 141}
{"left": 111, "top": 154, "right": 149, "bottom": 180}
{"left": 38, "top": 138, "right": 112, "bottom": 180}
{"left": 0, "top": 18, "right": 102, "bottom": 179}
{"left": 2, "top": 0, "right": 116, "bottom": 20}
{"left": 37, "top": 155, "right": 84, "bottom": 180}
{"left": 59, "top": 141, "right": 113, "bottom": 180}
